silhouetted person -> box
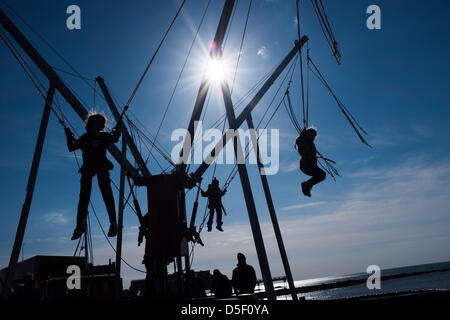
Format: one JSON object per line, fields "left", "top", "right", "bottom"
{"left": 201, "top": 177, "right": 226, "bottom": 232}
{"left": 232, "top": 253, "right": 257, "bottom": 295}
{"left": 211, "top": 269, "right": 232, "bottom": 299}
{"left": 185, "top": 270, "right": 206, "bottom": 299}
{"left": 65, "top": 113, "right": 121, "bottom": 240}
{"left": 296, "top": 127, "right": 326, "bottom": 197}
{"left": 23, "top": 273, "right": 40, "bottom": 300}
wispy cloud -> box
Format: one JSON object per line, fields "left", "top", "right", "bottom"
{"left": 410, "top": 123, "right": 434, "bottom": 139}
{"left": 280, "top": 161, "right": 299, "bottom": 173}
{"left": 280, "top": 201, "right": 328, "bottom": 211}
{"left": 44, "top": 212, "right": 69, "bottom": 225}
{"left": 351, "top": 155, "right": 376, "bottom": 165}
{"left": 368, "top": 122, "right": 435, "bottom": 148}
{"left": 350, "top": 158, "right": 450, "bottom": 181}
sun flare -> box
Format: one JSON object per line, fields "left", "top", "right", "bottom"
{"left": 206, "top": 58, "right": 227, "bottom": 82}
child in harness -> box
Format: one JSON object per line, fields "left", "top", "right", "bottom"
{"left": 64, "top": 113, "right": 121, "bottom": 240}
{"left": 296, "top": 127, "right": 326, "bottom": 197}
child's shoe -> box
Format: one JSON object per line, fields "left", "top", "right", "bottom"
{"left": 108, "top": 223, "right": 117, "bottom": 237}
{"left": 301, "top": 182, "right": 312, "bottom": 197}
{"left": 71, "top": 226, "right": 85, "bottom": 240}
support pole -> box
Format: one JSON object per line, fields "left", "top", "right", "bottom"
{"left": 189, "top": 181, "right": 202, "bottom": 230}
{"left": 177, "top": 184, "right": 189, "bottom": 298}
{"left": 83, "top": 218, "right": 89, "bottom": 265}
{"left": 247, "top": 114, "right": 298, "bottom": 300}
{"left": 176, "top": 256, "right": 184, "bottom": 298}
{"left": 1, "top": 85, "right": 55, "bottom": 299}
{"left": 115, "top": 138, "right": 127, "bottom": 299}
{"left": 220, "top": 77, "right": 276, "bottom": 300}
{"left": 177, "top": 0, "right": 235, "bottom": 167}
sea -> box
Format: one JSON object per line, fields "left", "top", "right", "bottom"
{"left": 256, "top": 261, "right": 450, "bottom": 300}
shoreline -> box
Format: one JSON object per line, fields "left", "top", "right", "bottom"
{"left": 256, "top": 268, "right": 450, "bottom": 298}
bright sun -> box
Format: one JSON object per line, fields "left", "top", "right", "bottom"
{"left": 206, "top": 58, "right": 227, "bottom": 82}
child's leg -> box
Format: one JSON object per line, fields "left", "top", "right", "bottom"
{"left": 216, "top": 206, "right": 223, "bottom": 226}
{"left": 207, "top": 208, "right": 215, "bottom": 228}
{"left": 300, "top": 158, "right": 326, "bottom": 188}
{"left": 306, "top": 165, "right": 326, "bottom": 188}
{"left": 97, "top": 169, "right": 116, "bottom": 225}
{"left": 77, "top": 171, "right": 94, "bottom": 228}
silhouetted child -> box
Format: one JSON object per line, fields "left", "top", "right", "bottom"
{"left": 201, "top": 177, "right": 226, "bottom": 232}
{"left": 296, "top": 127, "right": 326, "bottom": 197}
{"left": 65, "top": 113, "right": 121, "bottom": 240}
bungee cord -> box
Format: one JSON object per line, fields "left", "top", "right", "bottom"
{"left": 124, "top": 0, "right": 187, "bottom": 113}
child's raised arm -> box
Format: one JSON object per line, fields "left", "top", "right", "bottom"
{"left": 65, "top": 127, "right": 84, "bottom": 152}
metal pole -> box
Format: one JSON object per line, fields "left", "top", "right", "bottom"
{"left": 220, "top": 76, "right": 276, "bottom": 300}
{"left": 177, "top": 186, "right": 188, "bottom": 298}
{"left": 115, "top": 138, "right": 127, "bottom": 299}
{"left": 235, "top": 37, "right": 308, "bottom": 124}
{"left": 176, "top": 256, "right": 184, "bottom": 298}
{"left": 177, "top": 0, "right": 235, "bottom": 167}
{"left": 1, "top": 85, "right": 55, "bottom": 299}
{"left": 189, "top": 181, "right": 202, "bottom": 230}
{"left": 247, "top": 114, "right": 298, "bottom": 300}
{"left": 84, "top": 219, "right": 89, "bottom": 264}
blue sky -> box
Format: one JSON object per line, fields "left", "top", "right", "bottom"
{"left": 1, "top": 0, "right": 450, "bottom": 288}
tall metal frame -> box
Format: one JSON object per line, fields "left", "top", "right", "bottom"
{"left": 0, "top": 8, "right": 141, "bottom": 299}
{"left": 0, "top": 0, "right": 308, "bottom": 300}
{"left": 184, "top": 33, "right": 308, "bottom": 299}
{"left": 0, "top": 85, "right": 54, "bottom": 299}
{"left": 177, "top": 0, "right": 308, "bottom": 299}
